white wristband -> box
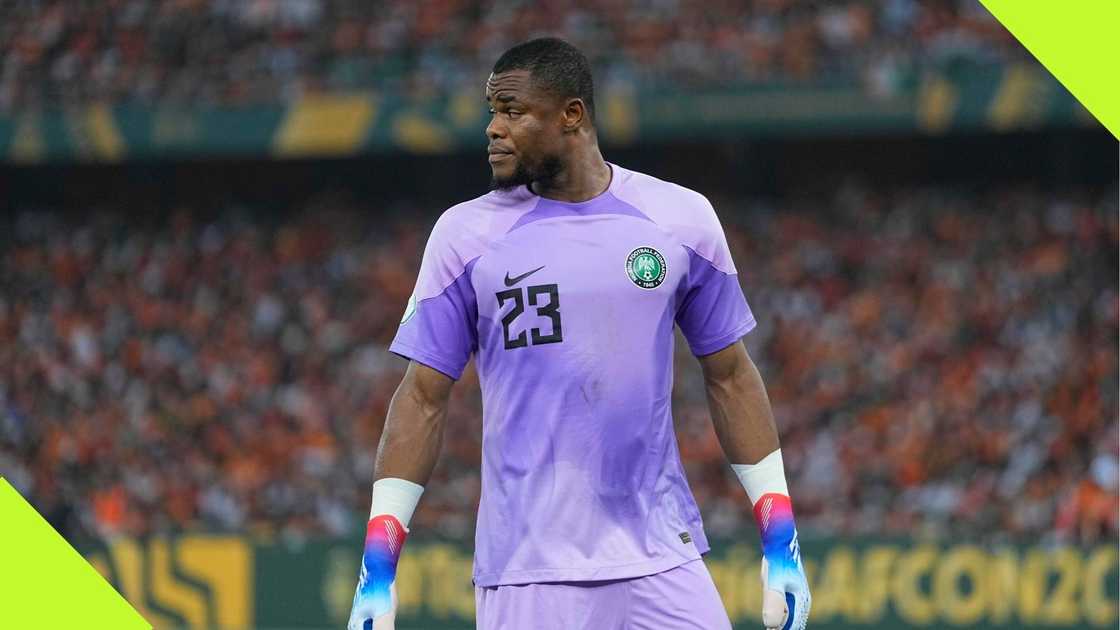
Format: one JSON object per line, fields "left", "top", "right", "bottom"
{"left": 370, "top": 477, "right": 425, "bottom": 528}
{"left": 730, "top": 449, "right": 789, "bottom": 507}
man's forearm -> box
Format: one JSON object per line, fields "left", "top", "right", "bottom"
{"left": 373, "top": 363, "right": 451, "bottom": 485}
{"left": 699, "top": 341, "right": 810, "bottom": 630}
{"left": 347, "top": 367, "right": 443, "bottom": 630}
{"left": 347, "top": 362, "right": 453, "bottom": 630}
{"left": 702, "top": 342, "right": 780, "bottom": 465}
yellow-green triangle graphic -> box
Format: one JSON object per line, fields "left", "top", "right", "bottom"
{"left": 0, "top": 478, "right": 150, "bottom": 629}
{"left": 980, "top": 0, "right": 1119, "bottom": 138}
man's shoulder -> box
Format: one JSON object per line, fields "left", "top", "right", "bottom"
{"left": 612, "top": 165, "right": 723, "bottom": 248}
{"left": 422, "top": 189, "right": 534, "bottom": 267}
{"left": 434, "top": 188, "right": 534, "bottom": 241}
{"left": 612, "top": 165, "right": 715, "bottom": 222}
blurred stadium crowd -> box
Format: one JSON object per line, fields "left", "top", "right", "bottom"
{"left": 1, "top": 0, "right": 1026, "bottom": 111}
{"left": 1, "top": 182, "right": 1116, "bottom": 545}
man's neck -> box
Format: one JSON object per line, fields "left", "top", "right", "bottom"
{"left": 531, "top": 147, "right": 611, "bottom": 203}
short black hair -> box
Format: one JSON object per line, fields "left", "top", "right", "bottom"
{"left": 492, "top": 37, "right": 596, "bottom": 124}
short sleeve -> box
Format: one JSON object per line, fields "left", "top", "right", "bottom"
{"left": 389, "top": 216, "right": 479, "bottom": 379}
{"left": 674, "top": 199, "right": 756, "bottom": 356}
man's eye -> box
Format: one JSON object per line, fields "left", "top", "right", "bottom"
{"left": 488, "top": 108, "right": 496, "bottom": 115}
{"left": 506, "top": 111, "right": 521, "bottom": 119}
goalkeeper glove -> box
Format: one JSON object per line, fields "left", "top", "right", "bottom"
{"left": 757, "top": 493, "right": 810, "bottom": 630}
{"left": 732, "top": 450, "right": 811, "bottom": 630}
{"left": 347, "top": 514, "right": 407, "bottom": 630}
{"left": 348, "top": 478, "right": 423, "bottom": 630}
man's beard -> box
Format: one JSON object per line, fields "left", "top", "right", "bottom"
{"left": 490, "top": 154, "right": 564, "bottom": 192}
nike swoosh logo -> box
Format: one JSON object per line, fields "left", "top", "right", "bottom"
{"left": 504, "top": 265, "right": 545, "bottom": 287}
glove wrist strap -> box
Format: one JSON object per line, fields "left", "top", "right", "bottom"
{"left": 730, "top": 449, "right": 789, "bottom": 506}
{"left": 369, "top": 477, "right": 424, "bottom": 527}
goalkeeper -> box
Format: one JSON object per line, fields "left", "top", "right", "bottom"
{"left": 348, "top": 37, "right": 810, "bottom": 630}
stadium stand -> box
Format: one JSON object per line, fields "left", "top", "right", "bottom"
{"left": 1, "top": 0, "right": 1028, "bottom": 111}
{"left": 2, "top": 183, "right": 1115, "bottom": 545}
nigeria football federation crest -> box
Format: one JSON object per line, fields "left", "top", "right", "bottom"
{"left": 625, "top": 246, "right": 667, "bottom": 289}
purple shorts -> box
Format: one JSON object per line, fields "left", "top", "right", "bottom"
{"left": 475, "top": 559, "right": 733, "bottom": 630}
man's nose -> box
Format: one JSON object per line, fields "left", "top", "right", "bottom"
{"left": 486, "top": 116, "right": 505, "bottom": 141}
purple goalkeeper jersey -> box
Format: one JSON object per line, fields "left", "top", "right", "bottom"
{"left": 390, "top": 164, "right": 755, "bottom": 586}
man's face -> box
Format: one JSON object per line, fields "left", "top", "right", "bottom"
{"left": 485, "top": 70, "right": 564, "bottom": 191}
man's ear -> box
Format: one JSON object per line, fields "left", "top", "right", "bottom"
{"left": 561, "top": 98, "right": 586, "bottom": 133}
